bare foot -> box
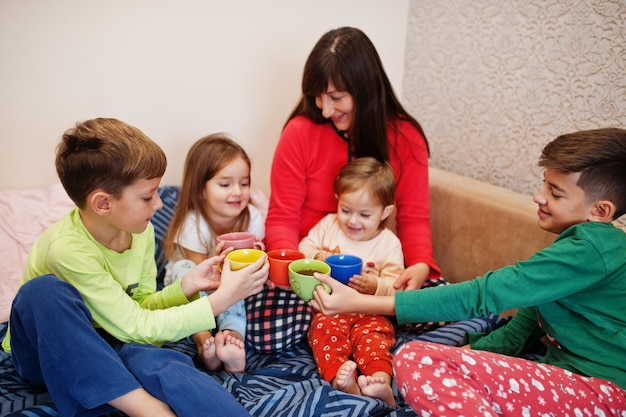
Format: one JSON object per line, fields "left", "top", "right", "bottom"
{"left": 199, "top": 335, "right": 222, "bottom": 372}
{"left": 358, "top": 374, "right": 396, "bottom": 407}
{"left": 109, "top": 388, "right": 176, "bottom": 417}
{"left": 215, "top": 331, "right": 246, "bottom": 373}
{"left": 332, "top": 360, "right": 360, "bottom": 396}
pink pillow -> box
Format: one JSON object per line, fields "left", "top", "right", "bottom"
{"left": 0, "top": 183, "right": 74, "bottom": 322}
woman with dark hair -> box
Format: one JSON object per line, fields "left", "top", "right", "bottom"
{"left": 266, "top": 27, "right": 440, "bottom": 289}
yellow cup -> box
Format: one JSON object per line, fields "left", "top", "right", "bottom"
{"left": 226, "top": 248, "right": 265, "bottom": 271}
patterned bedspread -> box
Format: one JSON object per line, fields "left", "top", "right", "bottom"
{"left": 0, "top": 185, "right": 511, "bottom": 416}
{"left": 0, "top": 315, "right": 507, "bottom": 417}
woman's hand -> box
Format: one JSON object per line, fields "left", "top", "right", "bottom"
{"left": 310, "top": 273, "right": 396, "bottom": 316}
{"left": 393, "top": 262, "right": 430, "bottom": 290}
{"left": 207, "top": 254, "right": 269, "bottom": 316}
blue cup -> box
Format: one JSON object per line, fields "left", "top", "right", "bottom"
{"left": 325, "top": 254, "right": 363, "bottom": 285}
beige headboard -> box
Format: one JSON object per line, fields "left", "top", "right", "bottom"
{"left": 429, "top": 167, "right": 555, "bottom": 284}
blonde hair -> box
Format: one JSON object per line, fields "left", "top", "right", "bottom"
{"left": 334, "top": 157, "right": 395, "bottom": 228}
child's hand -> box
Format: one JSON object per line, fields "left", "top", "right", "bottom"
{"left": 313, "top": 246, "right": 341, "bottom": 261}
{"left": 213, "top": 241, "right": 233, "bottom": 257}
{"left": 309, "top": 273, "right": 362, "bottom": 314}
{"left": 313, "top": 251, "right": 329, "bottom": 261}
{"left": 310, "top": 273, "right": 396, "bottom": 317}
{"left": 207, "top": 254, "right": 269, "bottom": 316}
{"left": 348, "top": 262, "right": 379, "bottom": 294}
{"left": 348, "top": 272, "right": 378, "bottom": 295}
{"left": 180, "top": 255, "right": 225, "bottom": 298}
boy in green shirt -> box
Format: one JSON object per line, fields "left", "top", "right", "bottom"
{"left": 310, "top": 128, "right": 626, "bottom": 415}
{"left": 3, "top": 118, "right": 268, "bottom": 417}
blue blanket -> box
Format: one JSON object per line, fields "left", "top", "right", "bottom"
{"left": 0, "top": 186, "right": 510, "bottom": 416}
{"left": 0, "top": 315, "right": 507, "bottom": 417}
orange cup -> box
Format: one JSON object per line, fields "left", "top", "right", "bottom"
{"left": 267, "top": 249, "right": 305, "bottom": 288}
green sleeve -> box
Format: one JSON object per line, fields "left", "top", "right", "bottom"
{"left": 468, "top": 307, "right": 545, "bottom": 355}
{"left": 395, "top": 233, "right": 608, "bottom": 325}
{"left": 46, "top": 236, "right": 216, "bottom": 345}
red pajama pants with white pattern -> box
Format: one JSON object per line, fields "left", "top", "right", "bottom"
{"left": 394, "top": 341, "right": 626, "bottom": 416}
{"left": 308, "top": 312, "right": 395, "bottom": 382}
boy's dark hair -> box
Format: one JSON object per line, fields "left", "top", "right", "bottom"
{"left": 55, "top": 118, "right": 167, "bottom": 208}
{"left": 539, "top": 127, "right": 626, "bottom": 218}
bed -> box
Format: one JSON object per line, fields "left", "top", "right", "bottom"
{"left": 0, "top": 182, "right": 510, "bottom": 417}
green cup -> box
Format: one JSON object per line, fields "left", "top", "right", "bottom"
{"left": 288, "top": 259, "right": 331, "bottom": 301}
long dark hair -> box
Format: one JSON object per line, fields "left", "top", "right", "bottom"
{"left": 287, "top": 27, "right": 429, "bottom": 162}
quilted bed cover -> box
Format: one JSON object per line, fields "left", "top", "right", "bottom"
{"left": 0, "top": 316, "right": 506, "bottom": 417}
{"left": 0, "top": 184, "right": 508, "bottom": 416}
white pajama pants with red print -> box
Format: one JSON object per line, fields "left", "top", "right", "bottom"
{"left": 394, "top": 341, "right": 626, "bottom": 417}
{"left": 308, "top": 312, "right": 395, "bottom": 382}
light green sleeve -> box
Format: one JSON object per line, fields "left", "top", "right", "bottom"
{"left": 46, "top": 235, "right": 216, "bottom": 345}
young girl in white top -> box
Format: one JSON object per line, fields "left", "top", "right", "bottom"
{"left": 163, "top": 133, "right": 265, "bottom": 373}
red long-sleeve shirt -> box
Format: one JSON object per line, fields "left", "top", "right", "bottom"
{"left": 265, "top": 116, "right": 441, "bottom": 278}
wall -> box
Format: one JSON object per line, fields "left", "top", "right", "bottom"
{"left": 404, "top": 0, "right": 626, "bottom": 195}
{"left": 0, "top": 0, "right": 409, "bottom": 196}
